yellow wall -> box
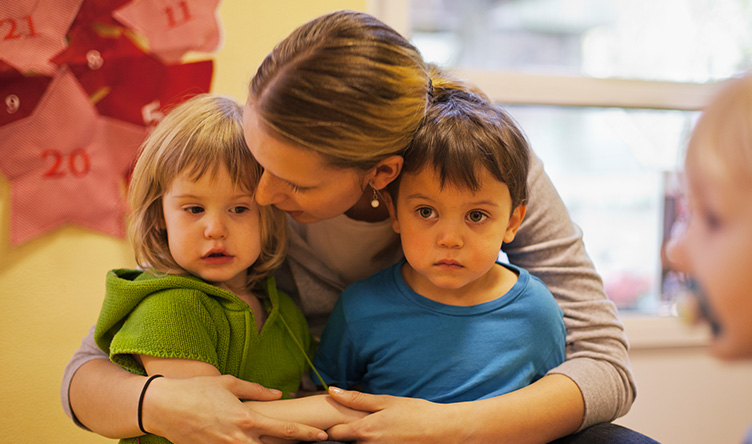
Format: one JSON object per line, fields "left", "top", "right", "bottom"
{"left": 0, "top": 2, "right": 364, "bottom": 443}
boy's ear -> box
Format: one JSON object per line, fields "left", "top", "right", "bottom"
{"left": 368, "top": 155, "right": 403, "bottom": 191}
{"left": 503, "top": 205, "right": 526, "bottom": 244}
{"left": 382, "top": 191, "right": 401, "bottom": 234}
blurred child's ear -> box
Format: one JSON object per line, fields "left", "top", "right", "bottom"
{"left": 382, "top": 191, "right": 401, "bottom": 234}
{"left": 503, "top": 205, "right": 526, "bottom": 244}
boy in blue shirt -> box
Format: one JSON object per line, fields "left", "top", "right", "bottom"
{"left": 314, "top": 79, "right": 566, "bottom": 402}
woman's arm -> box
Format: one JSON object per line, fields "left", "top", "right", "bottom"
{"left": 326, "top": 374, "right": 583, "bottom": 444}
{"left": 64, "top": 331, "right": 328, "bottom": 443}
{"left": 504, "top": 155, "right": 635, "bottom": 427}
{"left": 139, "top": 355, "right": 362, "bottom": 443}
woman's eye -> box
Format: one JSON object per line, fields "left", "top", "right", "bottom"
{"left": 288, "top": 183, "right": 307, "bottom": 193}
{"left": 467, "top": 211, "right": 488, "bottom": 223}
{"left": 417, "top": 207, "right": 436, "bottom": 219}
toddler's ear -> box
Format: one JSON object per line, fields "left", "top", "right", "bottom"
{"left": 382, "top": 191, "right": 401, "bottom": 234}
{"left": 503, "top": 205, "right": 526, "bottom": 244}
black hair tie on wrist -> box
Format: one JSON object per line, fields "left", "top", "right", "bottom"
{"left": 138, "top": 374, "right": 164, "bottom": 435}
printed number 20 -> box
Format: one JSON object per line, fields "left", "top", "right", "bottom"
{"left": 42, "top": 149, "right": 91, "bottom": 178}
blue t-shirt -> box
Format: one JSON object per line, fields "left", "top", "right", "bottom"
{"left": 313, "top": 260, "right": 566, "bottom": 403}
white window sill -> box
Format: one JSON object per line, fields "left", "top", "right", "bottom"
{"left": 620, "top": 313, "right": 711, "bottom": 350}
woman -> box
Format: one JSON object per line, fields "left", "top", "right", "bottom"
{"left": 63, "top": 10, "right": 640, "bottom": 443}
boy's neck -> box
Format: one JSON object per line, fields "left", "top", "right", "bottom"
{"left": 401, "top": 262, "right": 518, "bottom": 306}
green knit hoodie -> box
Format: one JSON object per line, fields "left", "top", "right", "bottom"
{"left": 95, "top": 269, "right": 313, "bottom": 444}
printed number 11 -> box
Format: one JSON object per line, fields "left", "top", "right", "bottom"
{"left": 165, "top": 1, "right": 192, "bottom": 28}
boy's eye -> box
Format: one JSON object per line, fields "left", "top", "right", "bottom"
{"left": 467, "top": 210, "right": 488, "bottom": 223}
{"left": 417, "top": 207, "right": 436, "bottom": 219}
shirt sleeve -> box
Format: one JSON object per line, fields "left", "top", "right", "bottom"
{"left": 505, "top": 154, "right": 636, "bottom": 429}
{"left": 60, "top": 325, "right": 107, "bottom": 429}
{"left": 108, "top": 289, "right": 220, "bottom": 374}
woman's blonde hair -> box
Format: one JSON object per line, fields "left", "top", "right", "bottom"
{"left": 127, "top": 94, "right": 287, "bottom": 289}
{"left": 689, "top": 72, "right": 752, "bottom": 185}
{"left": 249, "top": 10, "right": 432, "bottom": 170}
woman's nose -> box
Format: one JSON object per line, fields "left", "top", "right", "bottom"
{"left": 255, "top": 172, "right": 285, "bottom": 206}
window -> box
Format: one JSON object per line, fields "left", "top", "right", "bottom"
{"left": 368, "top": 0, "right": 752, "bottom": 316}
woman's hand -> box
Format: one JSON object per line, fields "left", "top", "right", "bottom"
{"left": 325, "top": 375, "right": 584, "bottom": 444}
{"left": 325, "top": 388, "right": 467, "bottom": 444}
{"left": 143, "top": 375, "right": 329, "bottom": 444}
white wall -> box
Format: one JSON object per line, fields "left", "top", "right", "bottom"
{"left": 616, "top": 318, "right": 752, "bottom": 444}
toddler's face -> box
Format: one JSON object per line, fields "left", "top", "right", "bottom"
{"left": 162, "top": 164, "right": 262, "bottom": 294}
{"left": 668, "top": 143, "right": 752, "bottom": 359}
{"left": 388, "top": 166, "right": 523, "bottom": 303}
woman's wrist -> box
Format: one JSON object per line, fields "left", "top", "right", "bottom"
{"left": 138, "top": 375, "right": 169, "bottom": 437}
{"left": 138, "top": 375, "right": 164, "bottom": 434}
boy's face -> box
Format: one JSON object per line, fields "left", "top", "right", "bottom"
{"left": 162, "top": 164, "right": 262, "bottom": 294}
{"left": 387, "top": 166, "right": 524, "bottom": 304}
{"left": 668, "top": 144, "right": 752, "bottom": 359}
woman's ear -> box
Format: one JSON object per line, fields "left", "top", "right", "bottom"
{"left": 503, "top": 205, "right": 527, "bottom": 244}
{"left": 368, "top": 155, "right": 404, "bottom": 191}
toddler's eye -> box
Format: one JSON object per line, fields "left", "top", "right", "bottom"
{"left": 417, "top": 207, "right": 436, "bottom": 219}
{"left": 186, "top": 206, "right": 204, "bottom": 214}
{"left": 703, "top": 211, "right": 722, "bottom": 231}
{"left": 467, "top": 210, "right": 488, "bottom": 223}
{"left": 232, "top": 206, "right": 250, "bottom": 214}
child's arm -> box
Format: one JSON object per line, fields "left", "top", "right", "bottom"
{"left": 139, "top": 355, "right": 366, "bottom": 442}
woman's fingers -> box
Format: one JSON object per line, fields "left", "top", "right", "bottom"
{"left": 327, "top": 387, "right": 388, "bottom": 413}
{"left": 220, "top": 374, "right": 284, "bottom": 401}
{"left": 145, "top": 375, "right": 326, "bottom": 444}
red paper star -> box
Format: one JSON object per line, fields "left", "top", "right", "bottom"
{"left": 0, "top": 0, "right": 84, "bottom": 74}
{"left": 0, "top": 61, "right": 52, "bottom": 128}
{"left": 0, "top": 68, "right": 146, "bottom": 246}
{"left": 68, "top": 0, "right": 131, "bottom": 32}
{"left": 113, "top": 0, "right": 222, "bottom": 63}
{"left": 52, "top": 28, "right": 213, "bottom": 126}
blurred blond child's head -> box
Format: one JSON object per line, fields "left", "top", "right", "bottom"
{"left": 668, "top": 73, "right": 752, "bottom": 359}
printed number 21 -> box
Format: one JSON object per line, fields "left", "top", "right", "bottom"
{"left": 1, "top": 15, "right": 36, "bottom": 40}
{"left": 165, "top": 1, "right": 192, "bottom": 28}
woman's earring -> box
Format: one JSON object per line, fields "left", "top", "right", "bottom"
{"left": 370, "top": 187, "right": 380, "bottom": 208}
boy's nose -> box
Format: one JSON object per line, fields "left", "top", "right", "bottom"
{"left": 436, "top": 223, "right": 463, "bottom": 248}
